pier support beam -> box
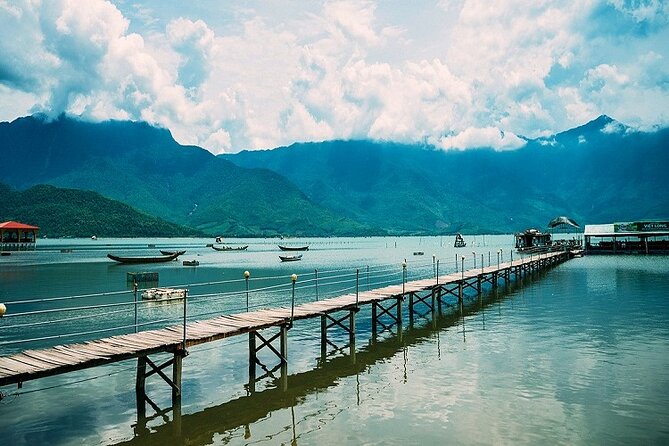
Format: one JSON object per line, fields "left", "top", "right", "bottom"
{"left": 320, "top": 309, "right": 358, "bottom": 360}
{"left": 135, "top": 349, "right": 185, "bottom": 432}
{"left": 248, "top": 325, "right": 289, "bottom": 392}
{"left": 371, "top": 296, "right": 403, "bottom": 335}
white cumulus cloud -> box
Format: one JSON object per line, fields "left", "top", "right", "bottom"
{"left": 0, "top": 0, "right": 668, "bottom": 153}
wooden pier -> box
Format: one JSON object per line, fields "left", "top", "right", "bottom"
{"left": 0, "top": 250, "right": 575, "bottom": 418}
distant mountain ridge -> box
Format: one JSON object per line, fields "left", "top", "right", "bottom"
{"left": 223, "top": 115, "right": 669, "bottom": 233}
{"left": 0, "top": 115, "right": 373, "bottom": 236}
{"left": 1, "top": 113, "right": 667, "bottom": 236}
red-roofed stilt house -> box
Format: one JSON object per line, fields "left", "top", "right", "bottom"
{"left": 0, "top": 221, "right": 39, "bottom": 251}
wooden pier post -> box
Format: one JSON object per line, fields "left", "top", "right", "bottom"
{"left": 172, "top": 351, "right": 182, "bottom": 406}
{"left": 136, "top": 356, "right": 147, "bottom": 420}
{"left": 248, "top": 332, "right": 257, "bottom": 393}
{"left": 371, "top": 302, "right": 378, "bottom": 338}
{"left": 280, "top": 324, "right": 289, "bottom": 391}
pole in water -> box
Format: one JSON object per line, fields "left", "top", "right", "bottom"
{"left": 472, "top": 251, "right": 476, "bottom": 268}
{"left": 461, "top": 256, "right": 464, "bottom": 280}
{"left": 481, "top": 254, "right": 484, "bottom": 274}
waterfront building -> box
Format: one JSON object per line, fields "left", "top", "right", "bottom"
{"left": 584, "top": 220, "right": 669, "bottom": 254}
{"left": 0, "top": 221, "right": 39, "bottom": 251}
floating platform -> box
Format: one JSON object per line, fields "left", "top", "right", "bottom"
{"left": 141, "top": 288, "right": 187, "bottom": 300}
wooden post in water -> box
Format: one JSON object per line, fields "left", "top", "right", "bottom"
{"left": 349, "top": 309, "right": 356, "bottom": 361}
{"left": 280, "top": 325, "right": 289, "bottom": 391}
{"left": 136, "top": 356, "right": 147, "bottom": 420}
{"left": 248, "top": 333, "right": 256, "bottom": 393}
{"left": 320, "top": 315, "right": 327, "bottom": 358}
{"left": 458, "top": 281, "right": 463, "bottom": 316}
{"left": 172, "top": 350, "right": 183, "bottom": 407}
{"left": 371, "top": 302, "right": 377, "bottom": 338}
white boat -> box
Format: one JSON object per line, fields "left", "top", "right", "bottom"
{"left": 141, "top": 288, "right": 187, "bottom": 300}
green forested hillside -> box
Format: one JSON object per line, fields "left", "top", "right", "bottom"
{"left": 0, "top": 183, "right": 204, "bottom": 237}
{"left": 0, "top": 115, "right": 374, "bottom": 236}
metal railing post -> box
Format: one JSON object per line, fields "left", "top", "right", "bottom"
{"left": 402, "top": 260, "right": 407, "bottom": 294}
{"left": 356, "top": 268, "right": 359, "bottom": 307}
{"left": 183, "top": 289, "right": 188, "bottom": 347}
{"left": 290, "top": 274, "right": 297, "bottom": 326}
{"left": 315, "top": 269, "right": 319, "bottom": 301}
{"left": 244, "top": 271, "right": 250, "bottom": 311}
{"left": 133, "top": 282, "right": 138, "bottom": 333}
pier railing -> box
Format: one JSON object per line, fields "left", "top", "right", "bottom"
{"left": 0, "top": 250, "right": 528, "bottom": 356}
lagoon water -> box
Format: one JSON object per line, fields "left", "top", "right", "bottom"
{"left": 1, "top": 236, "right": 668, "bottom": 445}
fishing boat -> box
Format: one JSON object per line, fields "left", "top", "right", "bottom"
{"left": 278, "top": 245, "right": 309, "bottom": 251}
{"left": 160, "top": 250, "right": 187, "bottom": 256}
{"left": 182, "top": 259, "right": 199, "bottom": 266}
{"left": 141, "top": 287, "right": 187, "bottom": 300}
{"left": 212, "top": 245, "right": 248, "bottom": 251}
{"left": 413, "top": 251, "right": 424, "bottom": 256}
{"left": 107, "top": 252, "right": 182, "bottom": 264}
{"left": 454, "top": 233, "right": 466, "bottom": 248}
{"left": 279, "top": 254, "right": 302, "bottom": 262}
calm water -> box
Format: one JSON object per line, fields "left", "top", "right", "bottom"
{"left": 1, "top": 236, "right": 668, "bottom": 445}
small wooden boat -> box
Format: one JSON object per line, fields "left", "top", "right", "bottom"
{"left": 183, "top": 259, "right": 200, "bottom": 266}
{"left": 141, "top": 288, "right": 187, "bottom": 300}
{"left": 160, "top": 250, "right": 186, "bottom": 256}
{"left": 413, "top": 251, "right": 424, "bottom": 256}
{"left": 107, "top": 252, "right": 182, "bottom": 264}
{"left": 212, "top": 245, "right": 248, "bottom": 251}
{"left": 279, "top": 254, "right": 302, "bottom": 262}
{"left": 278, "top": 245, "right": 309, "bottom": 251}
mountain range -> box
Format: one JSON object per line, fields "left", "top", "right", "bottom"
{"left": 224, "top": 115, "right": 669, "bottom": 233}
{"left": 0, "top": 115, "right": 372, "bottom": 237}
{"left": 1, "top": 114, "right": 667, "bottom": 236}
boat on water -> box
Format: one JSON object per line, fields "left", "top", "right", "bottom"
{"left": 454, "top": 233, "right": 466, "bottom": 248}
{"left": 279, "top": 254, "right": 302, "bottom": 262}
{"left": 160, "top": 250, "right": 187, "bottom": 256}
{"left": 278, "top": 245, "right": 309, "bottom": 251}
{"left": 413, "top": 251, "right": 424, "bottom": 256}
{"left": 183, "top": 259, "right": 199, "bottom": 266}
{"left": 107, "top": 252, "right": 182, "bottom": 264}
{"left": 212, "top": 245, "right": 248, "bottom": 251}
{"left": 141, "top": 288, "right": 187, "bottom": 300}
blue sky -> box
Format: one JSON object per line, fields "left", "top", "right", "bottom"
{"left": 1, "top": 0, "right": 668, "bottom": 153}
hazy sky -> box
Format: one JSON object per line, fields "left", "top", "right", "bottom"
{"left": 1, "top": 0, "right": 668, "bottom": 153}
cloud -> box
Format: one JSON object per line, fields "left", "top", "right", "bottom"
{"left": 0, "top": 0, "right": 668, "bottom": 151}
{"left": 436, "top": 127, "right": 526, "bottom": 151}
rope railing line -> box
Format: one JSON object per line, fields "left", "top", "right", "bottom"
{"left": 0, "top": 265, "right": 435, "bottom": 325}
{"left": 1, "top": 299, "right": 140, "bottom": 319}
{"left": 5, "top": 289, "right": 133, "bottom": 306}
{"left": 0, "top": 251, "right": 532, "bottom": 346}
{"left": 0, "top": 306, "right": 134, "bottom": 330}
